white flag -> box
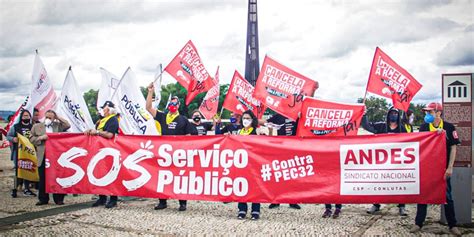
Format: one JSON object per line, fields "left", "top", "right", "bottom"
{"left": 25, "top": 52, "right": 57, "bottom": 120}
{"left": 112, "top": 67, "right": 159, "bottom": 135}
{"left": 97, "top": 67, "right": 121, "bottom": 111}
{"left": 56, "top": 67, "right": 95, "bottom": 132}
{"left": 153, "top": 64, "right": 163, "bottom": 109}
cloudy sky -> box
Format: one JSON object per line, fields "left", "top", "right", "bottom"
{"left": 0, "top": 0, "right": 473, "bottom": 111}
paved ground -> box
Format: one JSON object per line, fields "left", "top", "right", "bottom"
{"left": 0, "top": 143, "right": 473, "bottom": 236}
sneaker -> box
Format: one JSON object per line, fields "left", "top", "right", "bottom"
{"left": 332, "top": 208, "right": 341, "bottom": 219}
{"left": 154, "top": 202, "right": 167, "bottom": 210}
{"left": 105, "top": 201, "right": 117, "bottom": 208}
{"left": 399, "top": 207, "right": 408, "bottom": 216}
{"left": 237, "top": 213, "right": 246, "bottom": 219}
{"left": 178, "top": 204, "right": 187, "bottom": 211}
{"left": 11, "top": 189, "right": 17, "bottom": 198}
{"left": 251, "top": 214, "right": 260, "bottom": 220}
{"left": 289, "top": 204, "right": 301, "bottom": 209}
{"left": 366, "top": 205, "right": 380, "bottom": 214}
{"left": 92, "top": 199, "right": 106, "bottom": 207}
{"left": 322, "top": 208, "right": 332, "bottom": 218}
{"left": 23, "top": 189, "right": 36, "bottom": 197}
{"left": 449, "top": 227, "right": 461, "bottom": 236}
{"left": 35, "top": 201, "right": 48, "bottom": 206}
{"left": 409, "top": 225, "right": 421, "bottom": 233}
{"left": 269, "top": 204, "right": 280, "bottom": 209}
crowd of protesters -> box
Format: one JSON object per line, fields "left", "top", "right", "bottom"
{"left": 0, "top": 82, "right": 462, "bottom": 236}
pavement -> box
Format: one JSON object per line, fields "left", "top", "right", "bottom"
{"left": 0, "top": 146, "right": 473, "bottom": 236}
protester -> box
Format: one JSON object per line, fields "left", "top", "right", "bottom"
{"left": 214, "top": 112, "right": 242, "bottom": 135}
{"left": 6, "top": 109, "right": 36, "bottom": 197}
{"left": 32, "top": 108, "right": 40, "bottom": 124}
{"left": 85, "top": 101, "right": 120, "bottom": 208}
{"left": 30, "top": 109, "right": 70, "bottom": 205}
{"left": 410, "top": 102, "right": 461, "bottom": 236}
{"left": 402, "top": 109, "right": 414, "bottom": 133}
{"left": 361, "top": 106, "right": 407, "bottom": 216}
{"left": 263, "top": 113, "right": 301, "bottom": 210}
{"left": 237, "top": 110, "right": 261, "bottom": 220}
{"left": 189, "top": 110, "right": 213, "bottom": 135}
{"left": 146, "top": 83, "right": 196, "bottom": 211}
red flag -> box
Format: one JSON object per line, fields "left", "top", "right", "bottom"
{"left": 366, "top": 47, "right": 422, "bottom": 111}
{"left": 164, "top": 40, "right": 215, "bottom": 105}
{"left": 223, "top": 71, "right": 266, "bottom": 119}
{"left": 5, "top": 96, "right": 29, "bottom": 134}
{"left": 296, "top": 97, "right": 364, "bottom": 137}
{"left": 199, "top": 67, "right": 220, "bottom": 120}
{"left": 254, "top": 56, "right": 318, "bottom": 120}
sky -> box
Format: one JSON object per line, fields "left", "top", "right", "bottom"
{"left": 0, "top": 0, "right": 473, "bottom": 111}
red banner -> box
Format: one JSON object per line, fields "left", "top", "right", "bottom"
{"left": 164, "top": 40, "right": 215, "bottom": 105}
{"left": 46, "top": 132, "right": 446, "bottom": 204}
{"left": 366, "top": 47, "right": 422, "bottom": 111}
{"left": 222, "top": 71, "right": 266, "bottom": 118}
{"left": 254, "top": 56, "right": 318, "bottom": 120}
{"left": 199, "top": 67, "right": 220, "bottom": 120}
{"left": 297, "top": 98, "right": 365, "bottom": 137}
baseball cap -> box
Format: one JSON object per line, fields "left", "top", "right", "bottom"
{"left": 100, "top": 101, "right": 115, "bottom": 109}
{"left": 423, "top": 102, "right": 443, "bottom": 111}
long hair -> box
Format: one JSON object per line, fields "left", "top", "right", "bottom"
{"left": 240, "top": 110, "right": 258, "bottom": 129}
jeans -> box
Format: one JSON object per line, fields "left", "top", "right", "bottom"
{"left": 238, "top": 202, "right": 260, "bottom": 215}
{"left": 415, "top": 177, "right": 456, "bottom": 228}
{"left": 325, "top": 204, "right": 342, "bottom": 209}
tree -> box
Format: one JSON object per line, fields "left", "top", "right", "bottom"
{"left": 358, "top": 96, "right": 426, "bottom": 126}
{"left": 357, "top": 96, "right": 389, "bottom": 122}
{"left": 141, "top": 82, "right": 232, "bottom": 118}
{"left": 83, "top": 89, "right": 99, "bottom": 123}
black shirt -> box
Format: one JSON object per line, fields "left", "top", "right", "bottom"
{"left": 420, "top": 120, "right": 461, "bottom": 167}
{"left": 154, "top": 112, "right": 196, "bottom": 135}
{"left": 361, "top": 116, "right": 407, "bottom": 134}
{"left": 267, "top": 114, "right": 297, "bottom": 136}
{"left": 191, "top": 122, "right": 213, "bottom": 136}
{"left": 216, "top": 123, "right": 242, "bottom": 135}
{"left": 16, "top": 122, "right": 33, "bottom": 138}
{"left": 97, "top": 116, "right": 119, "bottom": 134}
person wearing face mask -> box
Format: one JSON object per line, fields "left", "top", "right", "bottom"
{"left": 409, "top": 102, "right": 461, "bottom": 236}
{"left": 84, "top": 101, "right": 120, "bottom": 208}
{"left": 401, "top": 110, "right": 415, "bottom": 133}
{"left": 30, "top": 110, "right": 70, "bottom": 205}
{"left": 146, "top": 83, "right": 196, "bottom": 211}
{"left": 361, "top": 107, "right": 408, "bottom": 216}
{"left": 6, "top": 109, "right": 36, "bottom": 198}
{"left": 214, "top": 112, "right": 242, "bottom": 135}
{"left": 236, "top": 110, "right": 261, "bottom": 220}
{"left": 261, "top": 112, "right": 302, "bottom": 210}
{"left": 189, "top": 110, "right": 212, "bottom": 135}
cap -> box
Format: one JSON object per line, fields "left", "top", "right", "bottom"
{"left": 423, "top": 102, "right": 443, "bottom": 111}
{"left": 101, "top": 101, "right": 115, "bottom": 109}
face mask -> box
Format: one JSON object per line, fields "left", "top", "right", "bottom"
{"left": 193, "top": 116, "right": 201, "bottom": 122}
{"left": 388, "top": 114, "right": 398, "bottom": 122}
{"left": 22, "top": 118, "right": 30, "bottom": 124}
{"left": 44, "top": 118, "right": 52, "bottom": 126}
{"left": 424, "top": 113, "right": 434, "bottom": 123}
{"left": 98, "top": 108, "right": 105, "bottom": 117}
{"left": 242, "top": 119, "right": 252, "bottom": 128}
{"left": 168, "top": 105, "right": 178, "bottom": 113}
{"left": 230, "top": 117, "right": 237, "bottom": 124}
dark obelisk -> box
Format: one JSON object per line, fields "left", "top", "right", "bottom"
{"left": 244, "top": 0, "right": 260, "bottom": 86}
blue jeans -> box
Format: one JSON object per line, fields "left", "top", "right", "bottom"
{"left": 415, "top": 177, "right": 456, "bottom": 228}
{"left": 238, "top": 202, "right": 260, "bottom": 215}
